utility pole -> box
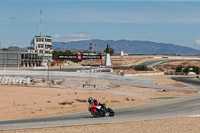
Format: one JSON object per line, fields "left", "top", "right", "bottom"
{"left": 4, "top": 52, "right": 6, "bottom": 77}
{"left": 153, "top": 47, "right": 155, "bottom": 55}
{"left": 89, "top": 43, "right": 93, "bottom": 85}
{"left": 48, "top": 60, "right": 50, "bottom": 81}
{"left": 17, "top": 52, "right": 20, "bottom": 78}
{"left": 64, "top": 42, "right": 67, "bottom": 52}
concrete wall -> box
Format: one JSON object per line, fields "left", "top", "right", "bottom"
{"left": 0, "top": 51, "right": 21, "bottom": 67}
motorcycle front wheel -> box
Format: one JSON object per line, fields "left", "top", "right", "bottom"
{"left": 108, "top": 108, "right": 115, "bottom": 117}
{"left": 91, "top": 109, "right": 101, "bottom": 117}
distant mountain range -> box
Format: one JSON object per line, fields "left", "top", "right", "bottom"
{"left": 53, "top": 39, "right": 200, "bottom": 55}
{"left": 4, "top": 39, "right": 200, "bottom": 55}
{"left": 4, "top": 46, "right": 24, "bottom": 51}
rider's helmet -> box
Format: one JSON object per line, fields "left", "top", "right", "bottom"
{"left": 88, "top": 97, "right": 93, "bottom": 104}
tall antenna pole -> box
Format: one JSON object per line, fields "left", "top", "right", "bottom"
{"left": 40, "top": 8, "right": 43, "bottom": 36}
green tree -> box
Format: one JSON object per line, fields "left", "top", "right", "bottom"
{"left": 1, "top": 48, "right": 8, "bottom": 51}
{"left": 134, "top": 65, "right": 152, "bottom": 71}
{"left": 183, "top": 66, "right": 199, "bottom": 74}
{"left": 104, "top": 44, "right": 115, "bottom": 55}
{"left": 175, "top": 65, "right": 183, "bottom": 72}
{"left": 175, "top": 65, "right": 199, "bottom": 74}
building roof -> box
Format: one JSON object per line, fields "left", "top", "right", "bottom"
{"left": 34, "top": 35, "right": 51, "bottom": 38}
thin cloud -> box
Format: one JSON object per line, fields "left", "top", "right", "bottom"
{"left": 147, "top": 33, "right": 153, "bottom": 37}
{"left": 52, "top": 34, "right": 61, "bottom": 39}
{"left": 68, "top": 38, "right": 91, "bottom": 42}
{"left": 195, "top": 40, "right": 200, "bottom": 45}
{"left": 52, "top": 33, "right": 91, "bottom": 42}
{"left": 187, "top": 40, "right": 200, "bottom": 50}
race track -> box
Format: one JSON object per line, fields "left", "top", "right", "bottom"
{"left": 171, "top": 77, "right": 200, "bottom": 90}
{"left": 0, "top": 71, "right": 200, "bottom": 130}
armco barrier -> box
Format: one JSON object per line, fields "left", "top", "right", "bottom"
{"left": 164, "top": 72, "right": 187, "bottom": 75}
{"left": 77, "top": 68, "right": 113, "bottom": 73}
{"left": 124, "top": 72, "right": 164, "bottom": 77}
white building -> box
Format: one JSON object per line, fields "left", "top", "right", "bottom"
{"left": 29, "top": 36, "right": 53, "bottom": 62}
{"left": 120, "top": 50, "right": 128, "bottom": 56}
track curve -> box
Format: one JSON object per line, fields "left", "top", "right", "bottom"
{"left": 171, "top": 77, "right": 200, "bottom": 90}
{"left": 0, "top": 75, "right": 200, "bottom": 130}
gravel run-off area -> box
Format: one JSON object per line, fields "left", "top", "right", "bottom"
{"left": 1, "top": 75, "right": 199, "bottom": 133}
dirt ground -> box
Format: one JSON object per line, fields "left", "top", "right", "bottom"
{"left": 166, "top": 60, "right": 200, "bottom": 67}
{"left": 0, "top": 75, "right": 198, "bottom": 132}
{"left": 137, "top": 75, "right": 191, "bottom": 87}
{"left": 0, "top": 85, "right": 145, "bottom": 120}
{"left": 0, "top": 76, "right": 195, "bottom": 120}
{"left": 156, "top": 60, "right": 200, "bottom": 72}
{"left": 3, "top": 117, "right": 200, "bottom": 133}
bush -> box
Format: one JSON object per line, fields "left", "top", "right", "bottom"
{"left": 134, "top": 65, "right": 152, "bottom": 71}
{"left": 184, "top": 66, "right": 199, "bottom": 74}
{"left": 175, "top": 65, "right": 183, "bottom": 72}
{"left": 175, "top": 65, "right": 199, "bottom": 74}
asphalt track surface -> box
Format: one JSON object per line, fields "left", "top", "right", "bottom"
{"left": 141, "top": 59, "right": 180, "bottom": 67}
{"left": 141, "top": 60, "right": 166, "bottom": 67}
{"left": 171, "top": 77, "right": 200, "bottom": 90}
{"left": 1, "top": 72, "right": 200, "bottom": 130}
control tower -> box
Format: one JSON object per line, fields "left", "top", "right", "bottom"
{"left": 30, "top": 36, "right": 52, "bottom": 61}
{"left": 28, "top": 9, "right": 52, "bottom": 63}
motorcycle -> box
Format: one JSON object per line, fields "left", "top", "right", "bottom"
{"left": 88, "top": 103, "right": 115, "bottom": 117}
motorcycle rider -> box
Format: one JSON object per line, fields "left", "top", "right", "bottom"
{"left": 88, "top": 97, "right": 104, "bottom": 107}
{"left": 88, "top": 97, "right": 114, "bottom": 117}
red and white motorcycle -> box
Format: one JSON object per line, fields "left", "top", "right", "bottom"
{"left": 88, "top": 102, "right": 114, "bottom": 117}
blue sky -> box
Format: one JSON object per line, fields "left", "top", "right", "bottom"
{"left": 1, "top": 0, "right": 200, "bottom": 49}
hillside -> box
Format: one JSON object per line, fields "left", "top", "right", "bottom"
{"left": 53, "top": 40, "right": 200, "bottom": 55}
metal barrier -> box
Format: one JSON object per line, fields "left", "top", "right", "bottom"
{"left": 0, "top": 76, "right": 32, "bottom": 84}
{"left": 164, "top": 72, "right": 187, "bottom": 75}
